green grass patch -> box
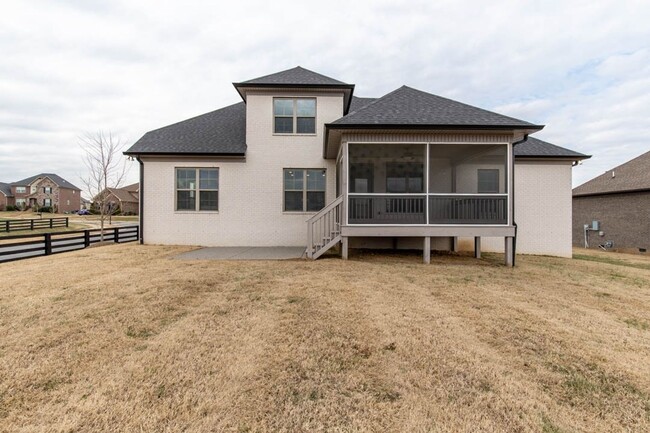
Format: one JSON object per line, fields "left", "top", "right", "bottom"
{"left": 623, "top": 318, "right": 649, "bottom": 331}
{"left": 573, "top": 254, "right": 650, "bottom": 271}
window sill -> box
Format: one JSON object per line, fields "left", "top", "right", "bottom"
{"left": 174, "top": 211, "right": 220, "bottom": 214}
{"left": 282, "top": 211, "right": 318, "bottom": 215}
{"left": 273, "top": 133, "right": 318, "bottom": 137}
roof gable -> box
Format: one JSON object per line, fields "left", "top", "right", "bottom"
{"left": 330, "top": 86, "right": 542, "bottom": 129}
{"left": 235, "top": 66, "right": 349, "bottom": 86}
{"left": 0, "top": 182, "right": 12, "bottom": 197}
{"left": 573, "top": 150, "right": 650, "bottom": 196}
{"left": 11, "top": 173, "right": 81, "bottom": 191}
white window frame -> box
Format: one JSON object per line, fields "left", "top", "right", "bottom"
{"left": 174, "top": 168, "right": 219, "bottom": 212}
{"left": 15, "top": 186, "right": 26, "bottom": 193}
{"left": 283, "top": 168, "right": 326, "bottom": 213}
{"left": 273, "top": 98, "right": 317, "bottom": 135}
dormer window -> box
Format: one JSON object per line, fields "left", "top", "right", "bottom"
{"left": 273, "top": 98, "right": 316, "bottom": 134}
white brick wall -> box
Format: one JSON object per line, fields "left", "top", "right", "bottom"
{"left": 469, "top": 160, "right": 574, "bottom": 257}
{"left": 141, "top": 92, "right": 342, "bottom": 247}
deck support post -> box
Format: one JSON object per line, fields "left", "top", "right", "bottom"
{"left": 423, "top": 237, "right": 431, "bottom": 264}
{"left": 474, "top": 236, "right": 481, "bottom": 259}
{"left": 451, "top": 236, "right": 458, "bottom": 252}
{"left": 341, "top": 236, "right": 349, "bottom": 260}
{"left": 505, "top": 236, "right": 514, "bottom": 267}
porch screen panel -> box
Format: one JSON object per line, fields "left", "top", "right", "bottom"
{"left": 428, "top": 144, "right": 507, "bottom": 194}
{"left": 348, "top": 143, "right": 425, "bottom": 194}
{"left": 348, "top": 143, "right": 426, "bottom": 224}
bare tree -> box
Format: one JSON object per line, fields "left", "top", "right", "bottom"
{"left": 79, "top": 131, "right": 128, "bottom": 241}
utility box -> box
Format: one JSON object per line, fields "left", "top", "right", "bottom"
{"left": 592, "top": 220, "right": 600, "bottom": 231}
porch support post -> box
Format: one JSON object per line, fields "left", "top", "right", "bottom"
{"left": 423, "top": 236, "right": 431, "bottom": 264}
{"left": 451, "top": 236, "right": 458, "bottom": 252}
{"left": 474, "top": 236, "right": 481, "bottom": 259}
{"left": 341, "top": 236, "right": 349, "bottom": 260}
{"left": 505, "top": 236, "right": 514, "bottom": 267}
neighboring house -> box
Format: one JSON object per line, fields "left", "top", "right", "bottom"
{"left": 6, "top": 173, "right": 82, "bottom": 213}
{"left": 0, "top": 182, "right": 12, "bottom": 210}
{"left": 125, "top": 66, "right": 589, "bottom": 264}
{"left": 95, "top": 183, "right": 140, "bottom": 215}
{"left": 572, "top": 150, "right": 650, "bottom": 252}
{"left": 80, "top": 197, "right": 92, "bottom": 210}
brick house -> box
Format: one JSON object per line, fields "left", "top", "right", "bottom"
{"left": 3, "top": 173, "right": 82, "bottom": 213}
{"left": 0, "top": 182, "right": 12, "bottom": 211}
{"left": 125, "top": 66, "right": 589, "bottom": 264}
{"left": 96, "top": 183, "right": 140, "bottom": 215}
{"left": 573, "top": 150, "right": 650, "bottom": 252}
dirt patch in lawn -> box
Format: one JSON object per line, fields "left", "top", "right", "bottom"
{"left": 0, "top": 245, "right": 649, "bottom": 432}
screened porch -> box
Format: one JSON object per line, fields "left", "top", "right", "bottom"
{"left": 343, "top": 142, "right": 510, "bottom": 226}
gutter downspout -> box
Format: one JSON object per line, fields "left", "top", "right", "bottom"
{"left": 511, "top": 134, "right": 529, "bottom": 267}
{"left": 136, "top": 156, "right": 144, "bottom": 244}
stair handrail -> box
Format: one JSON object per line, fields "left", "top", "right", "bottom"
{"left": 307, "top": 195, "right": 343, "bottom": 259}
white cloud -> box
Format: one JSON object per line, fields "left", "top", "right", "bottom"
{"left": 0, "top": 0, "right": 649, "bottom": 190}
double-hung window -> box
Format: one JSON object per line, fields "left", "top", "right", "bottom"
{"left": 273, "top": 98, "right": 316, "bottom": 134}
{"left": 284, "top": 169, "right": 326, "bottom": 212}
{"left": 43, "top": 186, "right": 52, "bottom": 194}
{"left": 16, "top": 186, "right": 26, "bottom": 193}
{"left": 175, "top": 168, "right": 219, "bottom": 211}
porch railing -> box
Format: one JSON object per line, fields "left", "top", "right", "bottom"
{"left": 428, "top": 195, "right": 507, "bottom": 224}
{"left": 348, "top": 194, "right": 507, "bottom": 225}
{"left": 349, "top": 195, "right": 426, "bottom": 224}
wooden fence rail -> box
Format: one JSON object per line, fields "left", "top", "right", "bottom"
{"left": 2, "top": 217, "right": 69, "bottom": 232}
{"left": 0, "top": 225, "right": 139, "bottom": 263}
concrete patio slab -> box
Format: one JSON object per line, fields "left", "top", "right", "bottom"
{"left": 174, "top": 246, "right": 306, "bottom": 260}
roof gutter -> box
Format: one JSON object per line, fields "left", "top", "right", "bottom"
{"left": 325, "top": 123, "right": 545, "bottom": 131}
{"left": 137, "top": 156, "right": 144, "bottom": 245}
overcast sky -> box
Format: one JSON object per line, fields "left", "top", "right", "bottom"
{"left": 1, "top": 0, "right": 649, "bottom": 194}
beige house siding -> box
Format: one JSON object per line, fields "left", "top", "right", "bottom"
{"left": 469, "top": 160, "right": 574, "bottom": 257}
{"left": 141, "top": 92, "right": 343, "bottom": 247}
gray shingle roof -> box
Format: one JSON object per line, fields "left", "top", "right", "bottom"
{"left": 573, "top": 150, "right": 650, "bottom": 196}
{"left": 12, "top": 173, "right": 80, "bottom": 190}
{"left": 125, "top": 102, "right": 247, "bottom": 156}
{"left": 514, "top": 137, "right": 590, "bottom": 159}
{"left": 330, "top": 86, "right": 542, "bottom": 129}
{"left": 348, "top": 96, "right": 377, "bottom": 112}
{"left": 235, "top": 66, "right": 349, "bottom": 86}
{"left": 0, "top": 182, "right": 12, "bottom": 196}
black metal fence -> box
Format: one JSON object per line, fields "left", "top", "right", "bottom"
{"left": 2, "top": 217, "right": 69, "bottom": 232}
{"left": 0, "top": 226, "right": 139, "bottom": 263}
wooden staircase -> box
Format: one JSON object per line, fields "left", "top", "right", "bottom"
{"left": 306, "top": 195, "right": 343, "bottom": 259}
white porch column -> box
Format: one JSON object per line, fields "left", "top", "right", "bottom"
{"left": 423, "top": 236, "right": 431, "bottom": 264}
{"left": 341, "top": 236, "right": 349, "bottom": 260}
{"left": 474, "top": 236, "right": 481, "bottom": 259}
{"left": 451, "top": 236, "right": 458, "bottom": 252}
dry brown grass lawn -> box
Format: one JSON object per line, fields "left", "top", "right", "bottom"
{"left": 0, "top": 245, "right": 649, "bottom": 432}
